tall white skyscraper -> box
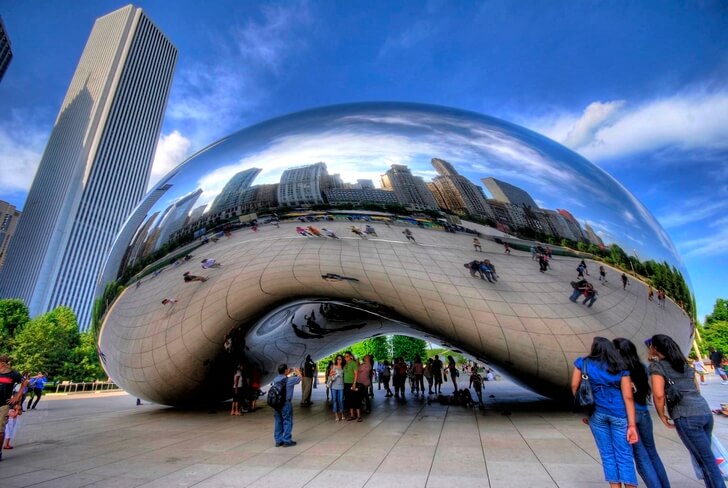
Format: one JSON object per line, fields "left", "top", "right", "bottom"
{"left": 0, "top": 5, "right": 177, "bottom": 329}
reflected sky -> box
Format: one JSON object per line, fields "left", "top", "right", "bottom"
{"left": 137, "top": 102, "right": 685, "bottom": 276}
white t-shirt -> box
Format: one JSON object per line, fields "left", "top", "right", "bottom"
{"left": 693, "top": 360, "right": 706, "bottom": 373}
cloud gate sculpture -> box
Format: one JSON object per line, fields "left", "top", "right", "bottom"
{"left": 97, "top": 102, "right": 693, "bottom": 406}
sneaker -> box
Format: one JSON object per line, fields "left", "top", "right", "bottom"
{"left": 275, "top": 442, "right": 283, "bottom": 447}
{"left": 283, "top": 441, "right": 297, "bottom": 447}
{"left": 721, "top": 381, "right": 728, "bottom": 385}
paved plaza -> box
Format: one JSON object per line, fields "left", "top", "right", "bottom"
{"left": 2, "top": 379, "right": 726, "bottom": 487}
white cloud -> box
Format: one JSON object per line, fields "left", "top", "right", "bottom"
{"left": 657, "top": 194, "right": 728, "bottom": 229}
{"left": 562, "top": 101, "right": 625, "bottom": 149}
{"left": 520, "top": 90, "right": 728, "bottom": 163}
{"left": 0, "top": 118, "right": 48, "bottom": 198}
{"left": 148, "top": 131, "right": 193, "bottom": 189}
{"left": 379, "top": 20, "right": 437, "bottom": 57}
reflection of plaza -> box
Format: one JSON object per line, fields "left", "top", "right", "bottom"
{"left": 99, "top": 220, "right": 691, "bottom": 406}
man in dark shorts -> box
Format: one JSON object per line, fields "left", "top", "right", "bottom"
{"left": 431, "top": 355, "right": 443, "bottom": 395}
{"left": 0, "top": 355, "right": 28, "bottom": 461}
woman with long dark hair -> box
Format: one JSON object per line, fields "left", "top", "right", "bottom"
{"left": 328, "top": 355, "right": 345, "bottom": 421}
{"left": 446, "top": 355, "right": 459, "bottom": 392}
{"left": 647, "top": 334, "right": 724, "bottom": 487}
{"left": 613, "top": 338, "right": 671, "bottom": 488}
{"left": 572, "top": 337, "right": 639, "bottom": 488}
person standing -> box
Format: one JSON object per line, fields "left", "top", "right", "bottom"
{"left": 446, "top": 356, "right": 459, "bottom": 392}
{"left": 431, "top": 355, "right": 443, "bottom": 395}
{"left": 231, "top": 366, "right": 244, "bottom": 416}
{"left": 0, "top": 355, "right": 28, "bottom": 461}
{"left": 473, "top": 238, "right": 482, "bottom": 252}
{"left": 324, "top": 360, "right": 334, "bottom": 402}
{"left": 380, "top": 360, "right": 393, "bottom": 397}
{"left": 343, "top": 352, "right": 359, "bottom": 419}
{"left": 424, "top": 358, "right": 434, "bottom": 396}
{"left": 571, "top": 338, "right": 639, "bottom": 488}
{"left": 412, "top": 355, "right": 425, "bottom": 397}
{"left": 328, "top": 355, "right": 345, "bottom": 421}
{"left": 613, "top": 338, "right": 671, "bottom": 488}
{"left": 692, "top": 358, "right": 707, "bottom": 384}
{"left": 300, "top": 355, "right": 316, "bottom": 406}
{"left": 358, "top": 355, "right": 373, "bottom": 416}
{"left": 648, "top": 335, "right": 725, "bottom": 487}
{"left": 709, "top": 348, "right": 728, "bottom": 384}
{"left": 621, "top": 273, "right": 629, "bottom": 290}
{"left": 272, "top": 364, "right": 301, "bottom": 447}
{"left": 469, "top": 365, "right": 484, "bottom": 406}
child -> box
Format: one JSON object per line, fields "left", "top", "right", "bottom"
{"left": 693, "top": 358, "right": 706, "bottom": 384}
{"left": 469, "top": 366, "right": 484, "bottom": 406}
{"left": 231, "top": 367, "right": 243, "bottom": 416}
{"left": 3, "top": 404, "right": 21, "bottom": 449}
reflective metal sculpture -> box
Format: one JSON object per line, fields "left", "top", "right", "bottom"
{"left": 96, "top": 102, "right": 693, "bottom": 406}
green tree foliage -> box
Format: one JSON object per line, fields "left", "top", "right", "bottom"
{"left": 391, "top": 335, "right": 427, "bottom": 361}
{"left": 700, "top": 299, "right": 728, "bottom": 353}
{"left": 351, "top": 336, "right": 391, "bottom": 361}
{"left": 0, "top": 299, "right": 29, "bottom": 350}
{"left": 12, "top": 307, "right": 80, "bottom": 377}
{"left": 64, "top": 332, "right": 107, "bottom": 381}
{"left": 90, "top": 281, "right": 125, "bottom": 340}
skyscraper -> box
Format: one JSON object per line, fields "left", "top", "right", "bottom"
{"left": 278, "top": 163, "right": 328, "bottom": 207}
{"left": 0, "top": 201, "right": 20, "bottom": 269}
{"left": 0, "top": 5, "right": 177, "bottom": 328}
{"left": 429, "top": 158, "right": 493, "bottom": 218}
{"left": 209, "top": 168, "right": 261, "bottom": 214}
{"left": 482, "top": 177, "right": 539, "bottom": 208}
{"left": 0, "top": 16, "right": 12, "bottom": 82}
{"left": 381, "top": 164, "right": 439, "bottom": 210}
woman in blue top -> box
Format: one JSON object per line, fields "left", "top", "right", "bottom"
{"left": 572, "top": 337, "right": 639, "bottom": 488}
{"left": 614, "top": 338, "right": 671, "bottom": 488}
{"left": 647, "top": 334, "right": 724, "bottom": 488}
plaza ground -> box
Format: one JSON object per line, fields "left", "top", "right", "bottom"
{"left": 1, "top": 378, "right": 726, "bottom": 487}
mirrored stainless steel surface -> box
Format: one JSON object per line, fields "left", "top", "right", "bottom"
{"left": 96, "top": 102, "right": 693, "bottom": 406}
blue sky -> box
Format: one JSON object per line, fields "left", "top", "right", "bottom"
{"left": 1, "top": 1, "right": 726, "bottom": 321}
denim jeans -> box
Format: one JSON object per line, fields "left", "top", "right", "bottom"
{"left": 673, "top": 414, "right": 724, "bottom": 488}
{"left": 589, "top": 410, "right": 638, "bottom": 485}
{"left": 633, "top": 409, "right": 671, "bottom": 487}
{"left": 273, "top": 401, "right": 293, "bottom": 444}
{"left": 583, "top": 294, "right": 597, "bottom": 307}
{"left": 331, "top": 388, "right": 344, "bottom": 413}
{"left": 569, "top": 289, "right": 582, "bottom": 302}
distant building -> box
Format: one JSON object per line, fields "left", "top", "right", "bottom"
{"left": 558, "top": 209, "right": 587, "bottom": 242}
{"left": 429, "top": 158, "right": 493, "bottom": 218}
{"left": 154, "top": 189, "right": 203, "bottom": 250}
{"left": 356, "top": 179, "right": 375, "bottom": 190}
{"left": 486, "top": 199, "right": 529, "bottom": 230}
{"left": 0, "top": 201, "right": 20, "bottom": 269}
{"left": 188, "top": 205, "right": 207, "bottom": 223}
{"left": 278, "top": 163, "right": 328, "bottom": 207}
{"left": 0, "top": 16, "right": 12, "bottom": 82}
{"left": 381, "top": 164, "right": 439, "bottom": 210}
{"left": 540, "top": 209, "right": 578, "bottom": 241}
{"left": 584, "top": 223, "right": 605, "bottom": 247}
{"left": 482, "top": 177, "right": 538, "bottom": 209}
{"left": 239, "top": 184, "right": 280, "bottom": 212}
{"left": 324, "top": 188, "right": 398, "bottom": 206}
{"left": 0, "top": 5, "right": 177, "bottom": 328}
{"left": 209, "top": 168, "right": 261, "bottom": 214}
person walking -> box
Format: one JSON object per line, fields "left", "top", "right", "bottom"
{"left": 473, "top": 238, "right": 482, "bottom": 252}
{"left": 393, "top": 357, "right": 408, "bottom": 401}
{"left": 0, "top": 355, "right": 28, "bottom": 461}
{"left": 709, "top": 348, "right": 728, "bottom": 384}
{"left": 26, "top": 372, "right": 47, "bottom": 410}
{"left": 469, "top": 365, "right": 484, "bottom": 406}
{"left": 300, "top": 355, "right": 316, "bottom": 406}
{"left": 358, "top": 355, "right": 373, "bottom": 415}
{"left": 647, "top": 335, "right": 725, "bottom": 487}
{"left": 324, "top": 360, "right": 334, "bottom": 402}
{"left": 621, "top": 273, "right": 629, "bottom": 290}
{"left": 693, "top": 358, "right": 707, "bottom": 384}
{"left": 271, "top": 364, "right": 301, "bottom": 447}
{"left": 424, "top": 358, "right": 434, "bottom": 396}
{"left": 571, "top": 338, "right": 639, "bottom": 488}
{"left": 613, "top": 338, "right": 671, "bottom": 488}
{"left": 380, "top": 360, "right": 393, "bottom": 397}
{"left": 328, "top": 355, "right": 345, "bottom": 421}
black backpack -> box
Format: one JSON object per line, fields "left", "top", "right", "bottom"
{"left": 266, "top": 377, "right": 288, "bottom": 411}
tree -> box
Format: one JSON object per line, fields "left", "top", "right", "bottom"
{"left": 0, "top": 299, "right": 29, "bottom": 351}
{"left": 391, "top": 335, "right": 427, "bottom": 361}
{"left": 705, "top": 299, "right": 728, "bottom": 325}
{"left": 12, "top": 306, "right": 80, "bottom": 378}
{"left": 64, "top": 331, "right": 107, "bottom": 381}
{"left": 701, "top": 299, "right": 728, "bottom": 353}
{"left": 351, "top": 336, "right": 390, "bottom": 361}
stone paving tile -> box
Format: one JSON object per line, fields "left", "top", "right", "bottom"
{"left": 0, "top": 469, "right": 75, "bottom": 488}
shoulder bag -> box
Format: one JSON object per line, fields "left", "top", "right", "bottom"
{"left": 574, "top": 358, "right": 595, "bottom": 413}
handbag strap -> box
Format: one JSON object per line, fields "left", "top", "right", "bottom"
{"left": 581, "top": 358, "right": 589, "bottom": 379}
{"left": 656, "top": 360, "right": 676, "bottom": 385}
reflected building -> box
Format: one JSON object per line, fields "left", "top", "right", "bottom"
{"left": 0, "top": 16, "right": 12, "bottom": 82}
{"left": 153, "top": 189, "right": 202, "bottom": 250}
{"left": 482, "top": 177, "right": 539, "bottom": 209}
{"left": 429, "top": 158, "right": 493, "bottom": 218}
{"left": 209, "top": 168, "right": 261, "bottom": 214}
{"left": 0, "top": 5, "right": 176, "bottom": 328}
{"left": 96, "top": 102, "right": 693, "bottom": 406}
{"left": 584, "top": 223, "right": 605, "bottom": 247}
{"left": 278, "top": 163, "right": 328, "bottom": 207}
{"left": 381, "top": 164, "right": 439, "bottom": 210}
{"left": 0, "top": 201, "right": 20, "bottom": 269}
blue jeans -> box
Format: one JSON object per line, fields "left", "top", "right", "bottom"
{"left": 673, "top": 414, "right": 724, "bottom": 488}
{"left": 569, "top": 289, "right": 582, "bottom": 302}
{"left": 583, "top": 293, "right": 597, "bottom": 307}
{"left": 273, "top": 401, "right": 293, "bottom": 444}
{"left": 633, "top": 409, "right": 671, "bottom": 488}
{"left": 331, "top": 388, "right": 344, "bottom": 413}
{"left": 589, "top": 410, "right": 638, "bottom": 486}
